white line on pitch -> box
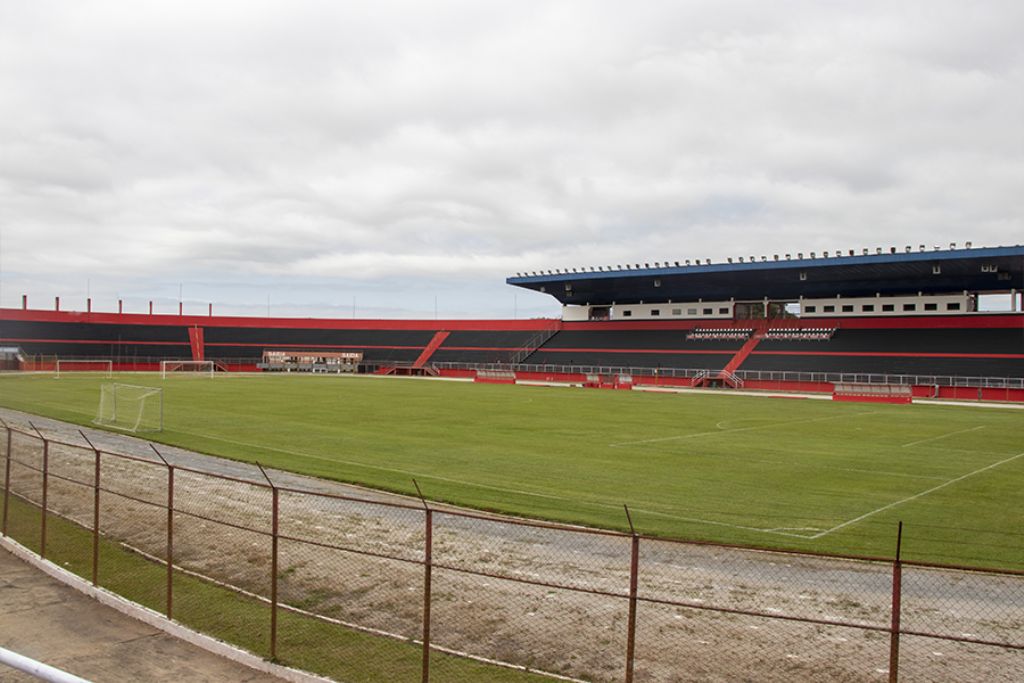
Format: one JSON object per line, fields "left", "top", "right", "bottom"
{"left": 901, "top": 425, "right": 985, "bottom": 448}
{"left": 147, "top": 428, "right": 832, "bottom": 537}
{"left": 608, "top": 411, "right": 878, "bottom": 448}
{"left": 808, "top": 450, "right": 1024, "bottom": 540}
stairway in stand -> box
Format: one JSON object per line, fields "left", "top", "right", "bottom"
{"left": 412, "top": 331, "right": 450, "bottom": 368}
{"left": 692, "top": 321, "right": 768, "bottom": 388}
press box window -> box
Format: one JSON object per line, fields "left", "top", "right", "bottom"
{"left": 882, "top": 304, "right": 895, "bottom": 312}
{"left": 651, "top": 309, "right": 661, "bottom": 316}
{"left": 623, "top": 310, "right": 632, "bottom": 317}
{"left": 924, "top": 303, "right": 938, "bottom": 311}
{"left": 703, "top": 308, "right": 713, "bottom": 315}
{"left": 687, "top": 308, "right": 697, "bottom": 315}
{"left": 719, "top": 307, "right": 729, "bottom": 314}
{"left": 842, "top": 305, "right": 854, "bottom": 313}
{"left": 903, "top": 303, "right": 916, "bottom": 311}
{"left": 862, "top": 304, "right": 875, "bottom": 312}
{"left": 672, "top": 308, "right": 682, "bottom": 316}
{"left": 947, "top": 302, "right": 961, "bottom": 311}
{"left": 804, "top": 305, "right": 817, "bottom": 313}
{"left": 823, "top": 305, "right": 835, "bottom": 313}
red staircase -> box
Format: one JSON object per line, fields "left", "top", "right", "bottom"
{"left": 692, "top": 321, "right": 768, "bottom": 389}
{"left": 412, "top": 331, "right": 450, "bottom": 368}
{"left": 721, "top": 322, "right": 767, "bottom": 376}
{"left": 188, "top": 326, "right": 205, "bottom": 361}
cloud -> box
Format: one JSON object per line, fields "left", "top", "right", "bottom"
{"left": 1, "top": 0, "right": 1022, "bottom": 317}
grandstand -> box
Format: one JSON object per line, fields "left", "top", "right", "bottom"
{"left": 1, "top": 243, "right": 1021, "bottom": 400}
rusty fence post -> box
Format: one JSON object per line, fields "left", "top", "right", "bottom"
{"left": 624, "top": 505, "right": 640, "bottom": 683}
{"left": 151, "top": 445, "right": 174, "bottom": 619}
{"left": 414, "top": 480, "right": 432, "bottom": 683}
{"left": 257, "top": 463, "right": 279, "bottom": 661}
{"left": 2, "top": 421, "right": 11, "bottom": 536}
{"left": 888, "top": 521, "right": 903, "bottom": 683}
{"left": 30, "top": 423, "right": 48, "bottom": 559}
{"left": 79, "top": 431, "right": 102, "bottom": 586}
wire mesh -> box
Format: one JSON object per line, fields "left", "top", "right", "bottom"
{"left": 172, "top": 470, "right": 272, "bottom": 658}
{"left": 433, "top": 510, "right": 633, "bottom": 594}
{"left": 897, "top": 633, "right": 1024, "bottom": 683}
{"left": 1, "top": 421, "right": 1022, "bottom": 682}
{"left": 429, "top": 511, "right": 630, "bottom": 681}
{"left": 638, "top": 539, "right": 893, "bottom": 628}
{"left": 634, "top": 539, "right": 894, "bottom": 679}
{"left": 5, "top": 431, "right": 44, "bottom": 551}
{"left": 900, "top": 564, "right": 1024, "bottom": 647}
{"left": 430, "top": 566, "right": 626, "bottom": 682}
{"left": 39, "top": 441, "right": 96, "bottom": 576}
{"left": 896, "top": 564, "right": 1024, "bottom": 681}
{"left": 636, "top": 599, "right": 891, "bottom": 682}
{"left": 277, "top": 492, "right": 425, "bottom": 635}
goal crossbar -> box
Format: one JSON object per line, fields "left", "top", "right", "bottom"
{"left": 161, "top": 360, "right": 215, "bottom": 379}
{"left": 55, "top": 359, "right": 113, "bottom": 378}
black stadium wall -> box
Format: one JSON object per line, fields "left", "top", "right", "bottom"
{"left": 1, "top": 308, "right": 1022, "bottom": 380}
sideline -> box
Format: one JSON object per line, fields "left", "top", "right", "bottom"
{"left": 808, "top": 451, "right": 1024, "bottom": 539}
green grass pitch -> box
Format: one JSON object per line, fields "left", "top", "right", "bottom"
{"left": 1, "top": 372, "right": 1021, "bottom": 569}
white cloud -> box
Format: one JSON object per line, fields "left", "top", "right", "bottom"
{"left": 1, "top": 0, "right": 1022, "bottom": 317}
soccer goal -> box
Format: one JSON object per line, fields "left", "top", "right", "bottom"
{"left": 94, "top": 384, "right": 164, "bottom": 432}
{"left": 161, "top": 360, "right": 215, "bottom": 379}
{"left": 55, "top": 359, "right": 113, "bottom": 378}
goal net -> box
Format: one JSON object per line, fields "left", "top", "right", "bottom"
{"left": 55, "top": 359, "right": 113, "bottom": 378}
{"left": 161, "top": 360, "right": 215, "bottom": 379}
{"left": 94, "top": 383, "right": 164, "bottom": 432}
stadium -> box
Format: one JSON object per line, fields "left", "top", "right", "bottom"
{"left": 0, "top": 243, "right": 1022, "bottom": 682}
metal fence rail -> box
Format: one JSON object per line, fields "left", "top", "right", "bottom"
{"left": 0, "top": 418, "right": 1021, "bottom": 682}
{"left": 430, "top": 361, "right": 1024, "bottom": 390}
{"left": 13, "top": 354, "right": 1024, "bottom": 390}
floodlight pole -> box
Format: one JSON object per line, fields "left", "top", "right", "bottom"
{"left": 413, "top": 479, "right": 432, "bottom": 683}
{"left": 256, "top": 462, "right": 279, "bottom": 661}
{"left": 150, "top": 444, "right": 174, "bottom": 619}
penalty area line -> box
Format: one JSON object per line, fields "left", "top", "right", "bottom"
{"left": 166, "top": 429, "right": 820, "bottom": 538}
{"left": 808, "top": 450, "right": 1024, "bottom": 540}
{"left": 609, "top": 411, "right": 879, "bottom": 448}
{"left": 901, "top": 425, "right": 984, "bottom": 448}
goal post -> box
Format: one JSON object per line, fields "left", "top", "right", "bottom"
{"left": 55, "top": 359, "right": 113, "bottom": 378}
{"left": 94, "top": 383, "right": 164, "bottom": 432}
{"left": 161, "top": 360, "right": 215, "bottom": 379}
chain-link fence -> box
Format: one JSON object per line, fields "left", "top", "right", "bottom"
{"left": 0, "top": 419, "right": 1021, "bottom": 682}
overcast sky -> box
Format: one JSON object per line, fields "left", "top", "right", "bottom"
{"left": 1, "top": 1, "right": 1022, "bottom": 319}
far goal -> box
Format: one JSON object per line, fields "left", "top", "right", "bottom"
{"left": 161, "top": 360, "right": 215, "bottom": 379}
{"left": 94, "top": 383, "right": 164, "bottom": 432}
{"left": 55, "top": 359, "right": 113, "bottom": 378}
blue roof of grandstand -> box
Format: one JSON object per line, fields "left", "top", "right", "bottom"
{"left": 507, "top": 244, "right": 1024, "bottom": 305}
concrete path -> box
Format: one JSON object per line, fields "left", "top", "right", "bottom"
{"left": 0, "top": 548, "right": 283, "bottom": 683}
